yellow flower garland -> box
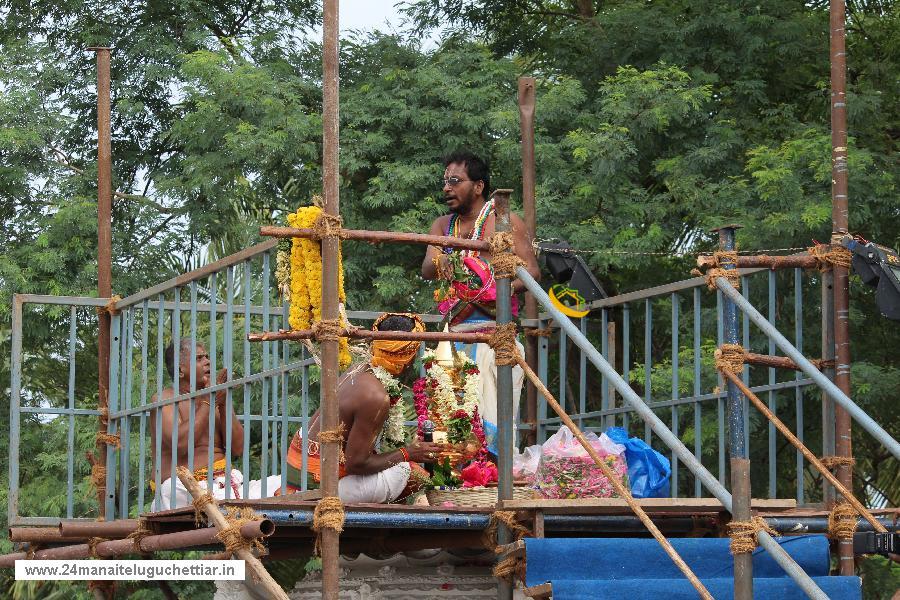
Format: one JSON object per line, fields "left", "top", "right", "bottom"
{"left": 286, "top": 203, "right": 351, "bottom": 368}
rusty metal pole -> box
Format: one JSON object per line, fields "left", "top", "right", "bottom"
{"left": 821, "top": 271, "right": 836, "bottom": 508}
{"left": 518, "top": 76, "right": 538, "bottom": 446}
{"left": 320, "top": 0, "right": 342, "bottom": 597}
{"left": 829, "top": 0, "right": 854, "bottom": 576}
{"left": 493, "top": 190, "right": 514, "bottom": 600}
{"left": 716, "top": 225, "right": 753, "bottom": 600}
{"left": 93, "top": 46, "right": 113, "bottom": 520}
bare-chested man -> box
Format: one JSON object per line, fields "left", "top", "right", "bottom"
{"left": 151, "top": 339, "right": 276, "bottom": 510}
{"left": 421, "top": 150, "right": 540, "bottom": 456}
{"left": 285, "top": 313, "right": 445, "bottom": 503}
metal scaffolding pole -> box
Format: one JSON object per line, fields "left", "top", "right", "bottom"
{"left": 518, "top": 76, "right": 538, "bottom": 447}
{"left": 320, "top": 0, "right": 342, "bottom": 597}
{"left": 829, "top": 0, "right": 855, "bottom": 576}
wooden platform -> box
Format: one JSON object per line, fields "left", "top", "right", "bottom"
{"left": 499, "top": 497, "right": 797, "bottom": 515}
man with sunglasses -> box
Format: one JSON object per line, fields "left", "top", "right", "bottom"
{"left": 421, "top": 150, "right": 540, "bottom": 458}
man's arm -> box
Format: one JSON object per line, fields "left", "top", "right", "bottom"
{"left": 343, "top": 385, "right": 444, "bottom": 476}
{"left": 510, "top": 212, "right": 541, "bottom": 293}
{"left": 421, "top": 217, "right": 448, "bottom": 280}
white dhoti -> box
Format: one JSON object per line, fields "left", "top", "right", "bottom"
{"left": 468, "top": 340, "right": 526, "bottom": 456}
{"left": 337, "top": 461, "right": 412, "bottom": 504}
{"left": 152, "top": 469, "right": 283, "bottom": 511}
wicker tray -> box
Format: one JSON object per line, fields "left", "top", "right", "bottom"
{"left": 426, "top": 485, "right": 535, "bottom": 507}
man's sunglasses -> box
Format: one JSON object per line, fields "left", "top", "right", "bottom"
{"left": 440, "top": 176, "right": 472, "bottom": 187}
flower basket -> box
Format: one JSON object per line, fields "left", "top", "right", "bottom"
{"left": 426, "top": 484, "right": 535, "bottom": 508}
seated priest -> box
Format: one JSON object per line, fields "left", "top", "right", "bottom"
{"left": 284, "top": 313, "right": 445, "bottom": 502}
{"left": 150, "top": 339, "right": 281, "bottom": 511}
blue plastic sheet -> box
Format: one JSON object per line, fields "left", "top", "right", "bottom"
{"left": 548, "top": 576, "right": 861, "bottom": 600}
{"left": 606, "top": 426, "right": 671, "bottom": 498}
{"left": 524, "top": 536, "right": 831, "bottom": 586}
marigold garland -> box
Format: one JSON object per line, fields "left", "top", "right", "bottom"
{"left": 286, "top": 202, "right": 351, "bottom": 368}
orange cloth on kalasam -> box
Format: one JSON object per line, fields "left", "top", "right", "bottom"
{"left": 370, "top": 313, "right": 426, "bottom": 375}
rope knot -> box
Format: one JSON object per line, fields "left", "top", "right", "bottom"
{"left": 488, "top": 232, "right": 525, "bottom": 279}
{"left": 820, "top": 455, "right": 855, "bottom": 471}
{"left": 312, "top": 213, "right": 346, "bottom": 240}
{"left": 312, "top": 319, "right": 344, "bottom": 342}
{"left": 714, "top": 344, "right": 745, "bottom": 375}
{"left": 95, "top": 432, "right": 121, "bottom": 449}
{"left": 191, "top": 491, "right": 215, "bottom": 526}
{"left": 696, "top": 250, "right": 741, "bottom": 291}
{"left": 726, "top": 516, "right": 775, "bottom": 555}
{"left": 312, "top": 496, "right": 346, "bottom": 556}
{"left": 808, "top": 241, "right": 852, "bottom": 271}
{"left": 524, "top": 327, "right": 552, "bottom": 338}
{"left": 828, "top": 501, "right": 858, "bottom": 540}
{"left": 488, "top": 322, "right": 519, "bottom": 366}
{"left": 88, "top": 537, "right": 108, "bottom": 559}
{"left": 96, "top": 295, "right": 122, "bottom": 316}
{"left": 126, "top": 520, "right": 154, "bottom": 553}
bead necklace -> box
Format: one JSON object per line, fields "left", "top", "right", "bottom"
{"left": 448, "top": 199, "right": 494, "bottom": 258}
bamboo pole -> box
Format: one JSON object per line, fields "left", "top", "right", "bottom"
{"left": 320, "top": 1, "right": 342, "bottom": 597}
{"left": 696, "top": 254, "right": 818, "bottom": 270}
{"left": 260, "top": 225, "right": 491, "bottom": 253}
{"left": 176, "top": 468, "right": 289, "bottom": 600}
{"left": 514, "top": 352, "right": 713, "bottom": 600}
{"left": 720, "top": 369, "right": 885, "bottom": 533}
{"left": 249, "top": 328, "right": 492, "bottom": 344}
{"left": 519, "top": 76, "right": 539, "bottom": 446}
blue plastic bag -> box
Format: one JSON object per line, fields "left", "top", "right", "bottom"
{"left": 605, "top": 427, "right": 671, "bottom": 498}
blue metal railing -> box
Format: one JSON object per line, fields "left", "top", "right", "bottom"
{"left": 8, "top": 248, "right": 834, "bottom": 524}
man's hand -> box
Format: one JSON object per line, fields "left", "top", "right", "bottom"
{"left": 405, "top": 440, "right": 447, "bottom": 463}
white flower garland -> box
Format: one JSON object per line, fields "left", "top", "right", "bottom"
{"left": 421, "top": 350, "right": 480, "bottom": 423}
{"left": 371, "top": 365, "right": 407, "bottom": 448}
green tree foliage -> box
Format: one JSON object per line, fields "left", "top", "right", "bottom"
{"left": 1, "top": 0, "right": 899, "bottom": 595}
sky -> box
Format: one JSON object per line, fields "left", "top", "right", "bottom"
{"left": 310, "top": 0, "right": 444, "bottom": 48}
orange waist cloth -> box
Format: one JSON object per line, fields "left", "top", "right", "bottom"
{"left": 286, "top": 430, "right": 347, "bottom": 483}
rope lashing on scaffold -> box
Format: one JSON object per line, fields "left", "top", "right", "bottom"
{"left": 191, "top": 491, "right": 216, "bottom": 526}
{"left": 89, "top": 464, "right": 107, "bottom": 497}
{"left": 727, "top": 517, "right": 777, "bottom": 555}
{"left": 312, "top": 496, "right": 345, "bottom": 557}
{"left": 95, "top": 431, "right": 121, "bottom": 449}
{"left": 524, "top": 327, "right": 552, "bottom": 338}
{"left": 311, "top": 319, "right": 344, "bottom": 342}
{"left": 691, "top": 250, "right": 741, "bottom": 290}
{"left": 311, "top": 212, "right": 347, "bottom": 240}
{"left": 488, "top": 231, "right": 525, "bottom": 280}
{"left": 317, "top": 423, "right": 346, "bottom": 464}
{"left": 820, "top": 455, "right": 856, "bottom": 471}
{"left": 24, "top": 543, "right": 41, "bottom": 560}
{"left": 808, "top": 238, "right": 852, "bottom": 271}
{"left": 828, "top": 501, "right": 859, "bottom": 540}
{"left": 488, "top": 322, "right": 519, "bottom": 367}
{"left": 217, "top": 506, "right": 267, "bottom": 554}
{"left": 127, "top": 519, "right": 154, "bottom": 553}
{"left": 95, "top": 294, "right": 122, "bottom": 316}
{"left": 483, "top": 511, "right": 531, "bottom": 583}
{"left": 715, "top": 344, "right": 746, "bottom": 375}
{"left": 88, "top": 537, "right": 109, "bottom": 559}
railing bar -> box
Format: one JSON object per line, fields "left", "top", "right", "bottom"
{"left": 795, "top": 268, "right": 805, "bottom": 504}
{"left": 260, "top": 251, "right": 271, "bottom": 497}
{"left": 741, "top": 274, "right": 751, "bottom": 454}
{"left": 671, "top": 293, "right": 679, "bottom": 498}
{"left": 559, "top": 328, "right": 567, "bottom": 414}
{"left": 224, "top": 266, "right": 235, "bottom": 500}
{"left": 768, "top": 270, "right": 777, "bottom": 499}
{"left": 120, "top": 308, "right": 134, "bottom": 517}
{"left": 187, "top": 281, "right": 198, "bottom": 484}
{"left": 66, "top": 306, "right": 77, "bottom": 519}
{"left": 301, "top": 345, "right": 310, "bottom": 490}
{"left": 269, "top": 313, "right": 280, "bottom": 486}
{"left": 169, "top": 288, "right": 181, "bottom": 509}
{"left": 716, "top": 289, "right": 725, "bottom": 485}
{"left": 242, "top": 260, "right": 252, "bottom": 500}
{"left": 138, "top": 300, "right": 149, "bottom": 511}
{"left": 580, "top": 316, "right": 588, "bottom": 431}
{"left": 208, "top": 272, "right": 217, "bottom": 493}
{"left": 537, "top": 318, "right": 549, "bottom": 444}
{"left": 104, "top": 311, "right": 121, "bottom": 519}
{"left": 622, "top": 304, "right": 630, "bottom": 432}
{"left": 155, "top": 293, "right": 164, "bottom": 504}
{"left": 281, "top": 301, "right": 291, "bottom": 495}
{"left": 693, "top": 288, "right": 702, "bottom": 498}
{"left": 599, "top": 310, "right": 607, "bottom": 429}
{"left": 644, "top": 299, "right": 652, "bottom": 444}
